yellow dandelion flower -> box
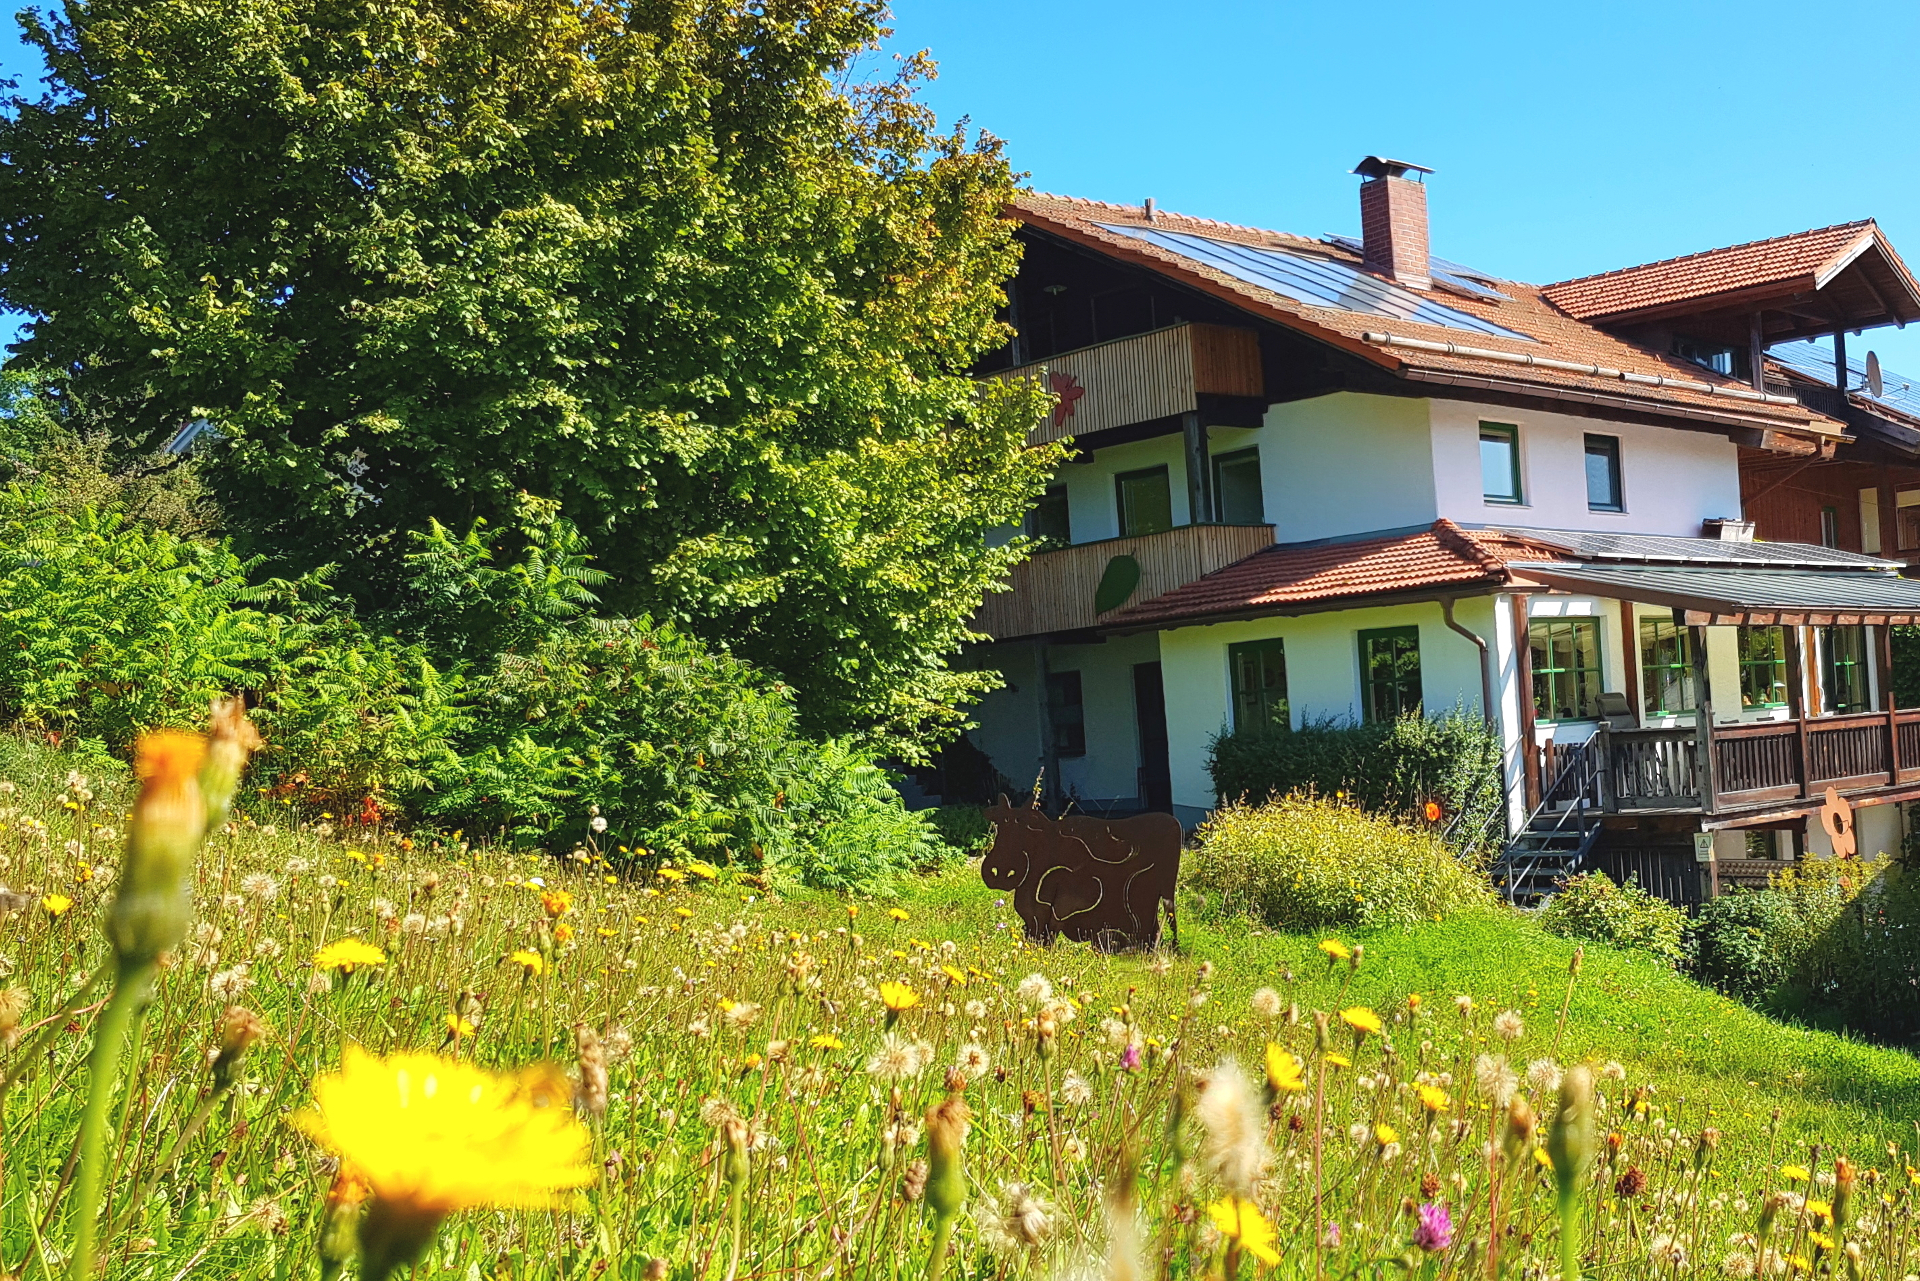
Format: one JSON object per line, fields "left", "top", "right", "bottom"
{"left": 1374, "top": 1123, "right": 1399, "bottom": 1146}
{"left": 314, "top": 938, "right": 387, "bottom": 973}
{"left": 292, "top": 1047, "right": 594, "bottom": 1277}
{"left": 1808, "top": 1231, "right": 1836, "bottom": 1253}
{"left": 508, "top": 950, "right": 545, "bottom": 977}
{"left": 940, "top": 964, "right": 968, "bottom": 987}
{"left": 1782, "top": 1165, "right": 1812, "bottom": 1181}
{"left": 674, "top": 907, "right": 694, "bottom": 919}
{"left": 879, "top": 981, "right": 921, "bottom": 1013}
{"left": 1206, "top": 1197, "right": 1280, "bottom": 1266}
{"left": 1340, "top": 1007, "right": 1383, "bottom": 1036}
{"left": 343, "top": 850, "right": 368, "bottom": 865}
{"left": 1806, "top": 1198, "right": 1834, "bottom": 1222}
{"left": 539, "top": 889, "right": 572, "bottom": 919}
{"left": 809, "top": 1033, "right": 844, "bottom": 1051}
{"left": 1265, "top": 1044, "right": 1306, "bottom": 1093}
{"left": 1325, "top": 1052, "right": 1352, "bottom": 1069}
{"left": 1318, "top": 939, "right": 1351, "bottom": 963}
{"left": 656, "top": 868, "right": 685, "bottom": 883}
{"left": 552, "top": 922, "right": 574, "bottom": 945}
{"left": 888, "top": 907, "right": 910, "bottom": 921}
{"left": 687, "top": 861, "right": 719, "bottom": 881}
{"left": 1534, "top": 1146, "right": 1554, "bottom": 1170}
{"left": 1417, "top": 1084, "right": 1450, "bottom": 1112}
{"left": 41, "top": 894, "right": 73, "bottom": 917}
{"left": 445, "top": 1013, "right": 475, "bottom": 1039}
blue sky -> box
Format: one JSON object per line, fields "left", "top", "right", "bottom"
{"left": 8, "top": 0, "right": 1920, "bottom": 374}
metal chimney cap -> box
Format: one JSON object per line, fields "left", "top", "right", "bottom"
{"left": 1353, "top": 156, "right": 1434, "bottom": 181}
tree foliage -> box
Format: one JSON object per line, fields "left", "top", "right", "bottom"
{"left": 0, "top": 0, "right": 1059, "bottom": 752}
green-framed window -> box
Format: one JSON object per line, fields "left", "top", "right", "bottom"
{"left": 1584, "top": 434, "right": 1623, "bottom": 512}
{"left": 1737, "top": 626, "right": 1789, "bottom": 709}
{"left": 1027, "top": 484, "right": 1070, "bottom": 547}
{"left": 1046, "top": 671, "right": 1086, "bottom": 757}
{"left": 1212, "top": 448, "right": 1266, "bottom": 524}
{"left": 1359, "top": 626, "right": 1423, "bottom": 723}
{"left": 1821, "top": 625, "right": 1870, "bottom": 714}
{"left": 1229, "top": 639, "right": 1290, "bottom": 735}
{"left": 1115, "top": 466, "right": 1173, "bottom": 537}
{"left": 1529, "top": 618, "right": 1603, "bottom": 722}
{"left": 1480, "top": 423, "right": 1522, "bottom": 504}
{"left": 1638, "top": 618, "right": 1696, "bottom": 716}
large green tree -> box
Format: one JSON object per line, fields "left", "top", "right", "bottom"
{"left": 0, "top": 0, "right": 1055, "bottom": 752}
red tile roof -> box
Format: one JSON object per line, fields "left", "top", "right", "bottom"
{"left": 1541, "top": 221, "right": 1900, "bottom": 321}
{"left": 1108, "top": 521, "right": 1555, "bottom": 628}
{"left": 1011, "top": 194, "right": 1845, "bottom": 441}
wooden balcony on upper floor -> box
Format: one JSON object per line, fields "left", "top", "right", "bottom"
{"left": 989, "top": 323, "right": 1266, "bottom": 446}
{"left": 975, "top": 522, "right": 1275, "bottom": 642}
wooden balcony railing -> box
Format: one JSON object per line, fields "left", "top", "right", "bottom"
{"left": 990, "top": 323, "right": 1264, "bottom": 445}
{"left": 1601, "top": 708, "right": 1920, "bottom": 813}
{"left": 974, "top": 522, "right": 1275, "bottom": 641}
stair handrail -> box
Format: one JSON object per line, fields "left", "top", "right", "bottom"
{"left": 1498, "top": 736, "right": 1604, "bottom": 904}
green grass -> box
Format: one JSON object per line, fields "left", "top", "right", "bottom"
{"left": 4, "top": 728, "right": 1920, "bottom": 1280}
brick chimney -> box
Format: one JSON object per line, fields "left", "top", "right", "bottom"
{"left": 1355, "top": 156, "right": 1433, "bottom": 290}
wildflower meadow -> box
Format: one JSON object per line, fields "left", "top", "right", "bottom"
{"left": 4, "top": 712, "right": 1920, "bottom": 1281}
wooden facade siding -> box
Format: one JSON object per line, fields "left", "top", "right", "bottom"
{"left": 992, "top": 323, "right": 1264, "bottom": 445}
{"left": 974, "top": 522, "right": 1276, "bottom": 641}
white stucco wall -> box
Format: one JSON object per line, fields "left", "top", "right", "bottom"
{"left": 965, "top": 642, "right": 1045, "bottom": 797}
{"left": 1059, "top": 435, "right": 1191, "bottom": 543}
{"left": 1805, "top": 800, "right": 1903, "bottom": 860}
{"left": 1157, "top": 597, "right": 1497, "bottom": 814}
{"left": 1047, "top": 631, "right": 1164, "bottom": 806}
{"left": 1258, "top": 393, "right": 1438, "bottom": 542}
{"left": 1428, "top": 399, "right": 1743, "bottom": 536}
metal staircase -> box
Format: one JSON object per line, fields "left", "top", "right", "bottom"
{"left": 1494, "top": 738, "right": 1604, "bottom": 906}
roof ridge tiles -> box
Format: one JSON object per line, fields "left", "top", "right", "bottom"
{"left": 1542, "top": 220, "right": 1876, "bottom": 290}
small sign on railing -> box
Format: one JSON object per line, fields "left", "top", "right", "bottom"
{"left": 1692, "top": 832, "right": 1715, "bottom": 863}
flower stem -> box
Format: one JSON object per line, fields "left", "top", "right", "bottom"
{"left": 68, "top": 961, "right": 152, "bottom": 1281}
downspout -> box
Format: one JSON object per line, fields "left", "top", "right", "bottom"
{"left": 1440, "top": 596, "right": 1495, "bottom": 724}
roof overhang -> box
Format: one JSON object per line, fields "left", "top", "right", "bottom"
{"left": 1559, "top": 226, "right": 1920, "bottom": 343}
{"left": 1510, "top": 563, "right": 1920, "bottom": 626}
{"left": 1008, "top": 208, "right": 1841, "bottom": 449}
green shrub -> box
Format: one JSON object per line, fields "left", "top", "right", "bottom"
{"left": 0, "top": 485, "right": 459, "bottom": 813}
{"left": 1207, "top": 711, "right": 1504, "bottom": 851}
{"left": 1690, "top": 889, "right": 1802, "bottom": 1001}
{"left": 1539, "top": 871, "right": 1689, "bottom": 968}
{"left": 926, "top": 804, "right": 993, "bottom": 856}
{"left": 1184, "top": 793, "right": 1492, "bottom": 930}
{"left": 433, "top": 617, "right": 941, "bottom": 892}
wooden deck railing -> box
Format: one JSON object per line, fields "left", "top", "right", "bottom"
{"left": 989, "top": 323, "right": 1264, "bottom": 445}
{"left": 973, "top": 523, "right": 1275, "bottom": 641}
{"left": 1601, "top": 708, "right": 1920, "bottom": 813}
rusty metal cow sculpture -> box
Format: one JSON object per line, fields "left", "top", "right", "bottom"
{"left": 981, "top": 796, "right": 1181, "bottom": 950}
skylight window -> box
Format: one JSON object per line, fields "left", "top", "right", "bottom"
{"left": 1096, "top": 224, "right": 1534, "bottom": 341}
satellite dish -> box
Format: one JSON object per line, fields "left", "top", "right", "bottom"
{"left": 1868, "top": 351, "right": 1884, "bottom": 399}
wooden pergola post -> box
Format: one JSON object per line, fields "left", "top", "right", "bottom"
{"left": 1688, "top": 622, "right": 1717, "bottom": 813}
{"left": 1783, "top": 625, "right": 1812, "bottom": 799}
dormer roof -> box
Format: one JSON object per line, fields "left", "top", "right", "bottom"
{"left": 1541, "top": 221, "right": 1920, "bottom": 340}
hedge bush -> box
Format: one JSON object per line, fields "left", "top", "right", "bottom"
{"left": 1538, "top": 871, "right": 1689, "bottom": 967}
{"left": 1207, "top": 711, "right": 1504, "bottom": 850}
{"left": 0, "top": 473, "right": 947, "bottom": 894}
{"left": 1184, "top": 793, "right": 1492, "bottom": 929}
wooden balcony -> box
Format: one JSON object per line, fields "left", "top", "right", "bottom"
{"left": 991, "top": 323, "right": 1264, "bottom": 446}
{"left": 975, "top": 522, "right": 1275, "bottom": 641}
{"left": 1601, "top": 709, "right": 1920, "bottom": 814}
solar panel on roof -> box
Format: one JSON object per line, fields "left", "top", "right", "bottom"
{"left": 1096, "top": 225, "right": 1533, "bottom": 341}
{"left": 1767, "top": 339, "right": 1920, "bottom": 420}
{"left": 1323, "top": 235, "right": 1512, "bottom": 302}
